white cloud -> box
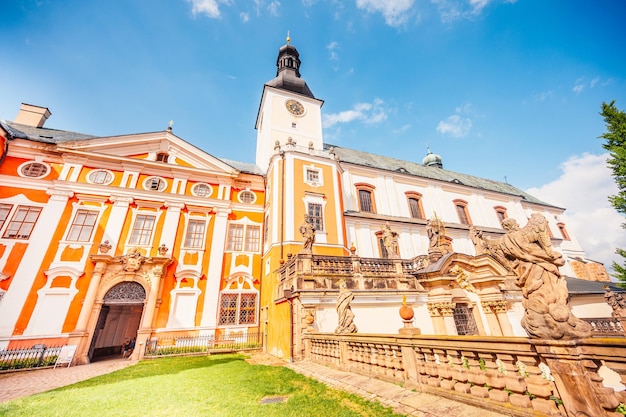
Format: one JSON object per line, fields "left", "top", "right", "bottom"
{"left": 437, "top": 104, "right": 473, "bottom": 137}
{"left": 240, "top": 12, "right": 250, "bottom": 22}
{"left": 572, "top": 76, "right": 603, "bottom": 94}
{"left": 327, "top": 41, "right": 339, "bottom": 61}
{"left": 187, "top": 0, "right": 232, "bottom": 18}
{"left": 267, "top": 1, "right": 281, "bottom": 16}
{"left": 432, "top": 0, "right": 504, "bottom": 22}
{"left": 526, "top": 153, "right": 626, "bottom": 271}
{"left": 323, "top": 99, "right": 388, "bottom": 128}
{"left": 356, "top": 0, "right": 415, "bottom": 27}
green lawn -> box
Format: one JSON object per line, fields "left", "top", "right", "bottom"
{"left": 0, "top": 354, "right": 406, "bottom": 417}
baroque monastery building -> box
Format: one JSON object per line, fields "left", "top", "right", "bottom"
{"left": 0, "top": 40, "right": 613, "bottom": 363}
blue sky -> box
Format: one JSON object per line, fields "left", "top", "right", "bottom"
{"left": 2, "top": 0, "right": 626, "bottom": 270}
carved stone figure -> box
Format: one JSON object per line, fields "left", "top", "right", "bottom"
{"left": 382, "top": 222, "right": 399, "bottom": 258}
{"left": 335, "top": 280, "right": 357, "bottom": 334}
{"left": 157, "top": 244, "right": 168, "bottom": 256}
{"left": 485, "top": 213, "right": 591, "bottom": 339}
{"left": 121, "top": 248, "right": 145, "bottom": 272}
{"left": 98, "top": 240, "right": 112, "bottom": 254}
{"left": 469, "top": 225, "right": 486, "bottom": 255}
{"left": 605, "top": 289, "right": 626, "bottom": 318}
{"left": 299, "top": 214, "right": 315, "bottom": 254}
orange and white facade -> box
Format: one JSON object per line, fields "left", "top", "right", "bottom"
{"left": 0, "top": 108, "right": 264, "bottom": 363}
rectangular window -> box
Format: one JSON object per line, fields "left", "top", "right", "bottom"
{"left": 306, "top": 169, "right": 319, "bottom": 183}
{"left": 408, "top": 198, "right": 423, "bottom": 219}
{"left": 0, "top": 203, "right": 13, "bottom": 229}
{"left": 238, "top": 293, "right": 257, "bottom": 324}
{"left": 66, "top": 209, "right": 98, "bottom": 242}
{"left": 2, "top": 206, "right": 42, "bottom": 239}
{"left": 359, "top": 190, "right": 374, "bottom": 213}
{"left": 245, "top": 225, "right": 260, "bottom": 252}
{"left": 218, "top": 293, "right": 257, "bottom": 326}
{"left": 129, "top": 214, "right": 156, "bottom": 245}
{"left": 184, "top": 219, "right": 206, "bottom": 248}
{"left": 308, "top": 203, "right": 324, "bottom": 231}
{"left": 218, "top": 294, "right": 238, "bottom": 325}
{"left": 227, "top": 224, "right": 244, "bottom": 251}
{"left": 456, "top": 204, "right": 470, "bottom": 225}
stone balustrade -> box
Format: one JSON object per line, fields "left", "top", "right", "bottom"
{"left": 304, "top": 332, "right": 626, "bottom": 417}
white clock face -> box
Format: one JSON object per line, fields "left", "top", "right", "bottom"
{"left": 285, "top": 99, "right": 305, "bottom": 116}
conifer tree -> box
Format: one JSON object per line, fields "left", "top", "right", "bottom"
{"left": 599, "top": 101, "right": 626, "bottom": 284}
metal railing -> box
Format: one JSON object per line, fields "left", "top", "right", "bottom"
{"left": 0, "top": 344, "right": 64, "bottom": 371}
{"left": 144, "top": 331, "right": 263, "bottom": 357}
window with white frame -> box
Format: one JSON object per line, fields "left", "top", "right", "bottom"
{"left": 2, "top": 206, "right": 42, "bottom": 239}
{"left": 226, "top": 223, "right": 260, "bottom": 252}
{"left": 19, "top": 161, "right": 50, "bottom": 178}
{"left": 184, "top": 219, "right": 206, "bottom": 248}
{"left": 307, "top": 202, "right": 324, "bottom": 231}
{"left": 238, "top": 190, "right": 256, "bottom": 204}
{"left": 304, "top": 165, "right": 323, "bottom": 186}
{"left": 143, "top": 176, "right": 167, "bottom": 192}
{"left": 129, "top": 214, "right": 156, "bottom": 245}
{"left": 192, "top": 183, "right": 212, "bottom": 197}
{"left": 218, "top": 292, "right": 257, "bottom": 326}
{"left": 88, "top": 169, "right": 114, "bottom": 185}
{"left": 66, "top": 209, "right": 98, "bottom": 242}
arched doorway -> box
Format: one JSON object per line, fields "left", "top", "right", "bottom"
{"left": 88, "top": 282, "right": 146, "bottom": 361}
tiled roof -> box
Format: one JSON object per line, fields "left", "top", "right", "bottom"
{"left": 1, "top": 121, "right": 96, "bottom": 143}
{"left": 220, "top": 158, "right": 264, "bottom": 175}
{"left": 325, "top": 143, "right": 556, "bottom": 208}
{"left": 565, "top": 276, "right": 624, "bottom": 295}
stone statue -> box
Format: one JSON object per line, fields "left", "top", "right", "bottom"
{"left": 605, "top": 289, "right": 626, "bottom": 318}
{"left": 382, "top": 222, "right": 399, "bottom": 258}
{"left": 335, "top": 280, "right": 357, "bottom": 334}
{"left": 485, "top": 213, "right": 591, "bottom": 339}
{"left": 299, "top": 214, "right": 315, "bottom": 254}
{"left": 469, "top": 225, "right": 486, "bottom": 255}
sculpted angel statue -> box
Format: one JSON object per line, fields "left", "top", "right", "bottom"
{"left": 486, "top": 213, "right": 591, "bottom": 339}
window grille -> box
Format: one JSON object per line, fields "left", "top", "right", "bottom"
{"left": 308, "top": 203, "right": 324, "bottom": 231}
{"left": 21, "top": 162, "right": 48, "bottom": 177}
{"left": 359, "top": 189, "right": 374, "bottom": 213}
{"left": 453, "top": 304, "right": 479, "bottom": 335}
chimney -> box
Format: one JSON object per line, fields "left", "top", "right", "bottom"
{"left": 14, "top": 103, "right": 51, "bottom": 128}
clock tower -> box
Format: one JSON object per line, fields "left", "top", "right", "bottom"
{"left": 255, "top": 39, "right": 325, "bottom": 170}
{"left": 256, "top": 39, "right": 348, "bottom": 360}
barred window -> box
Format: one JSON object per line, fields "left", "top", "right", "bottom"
{"left": 129, "top": 214, "right": 156, "bottom": 245}
{"left": 453, "top": 304, "right": 479, "bottom": 335}
{"left": 2, "top": 206, "right": 42, "bottom": 239}
{"left": 66, "top": 209, "right": 98, "bottom": 242}
{"left": 218, "top": 293, "right": 257, "bottom": 326}
{"left": 308, "top": 203, "right": 324, "bottom": 231}
{"left": 184, "top": 219, "right": 206, "bottom": 248}
{"left": 355, "top": 183, "right": 376, "bottom": 213}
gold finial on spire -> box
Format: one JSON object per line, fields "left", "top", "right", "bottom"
{"left": 286, "top": 30, "right": 291, "bottom": 44}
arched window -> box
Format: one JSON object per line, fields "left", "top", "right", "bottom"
{"left": 355, "top": 183, "right": 376, "bottom": 213}
{"left": 405, "top": 192, "right": 424, "bottom": 219}
{"left": 494, "top": 206, "right": 508, "bottom": 225}
{"left": 453, "top": 199, "right": 472, "bottom": 225}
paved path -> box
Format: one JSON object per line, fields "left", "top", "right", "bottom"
{"left": 0, "top": 357, "right": 136, "bottom": 403}
{"left": 0, "top": 353, "right": 512, "bottom": 416}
